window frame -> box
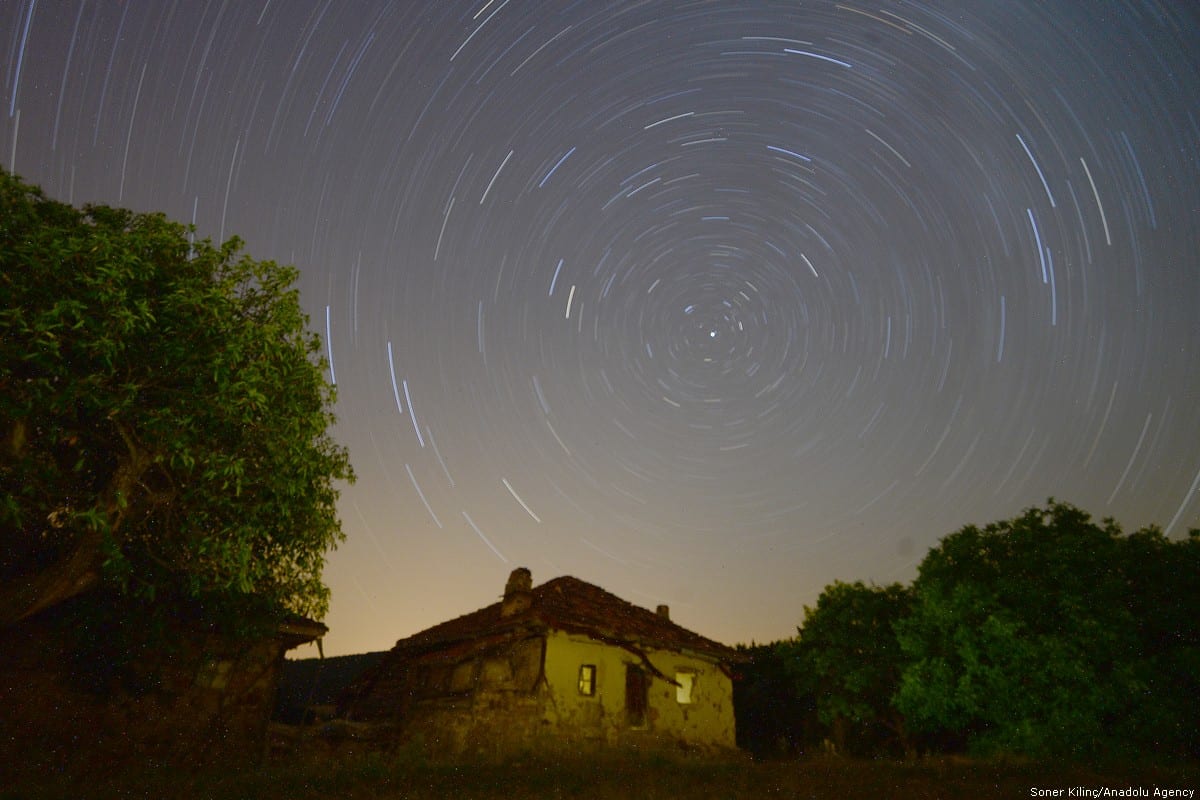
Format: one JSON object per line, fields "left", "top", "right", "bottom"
{"left": 577, "top": 663, "right": 597, "bottom": 696}
{"left": 674, "top": 670, "right": 695, "bottom": 704}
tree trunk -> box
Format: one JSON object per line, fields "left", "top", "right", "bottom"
{"left": 831, "top": 714, "right": 848, "bottom": 754}
{"left": 0, "top": 431, "right": 150, "bottom": 627}
{"left": 0, "top": 524, "right": 103, "bottom": 627}
{"left": 886, "top": 712, "right": 917, "bottom": 761}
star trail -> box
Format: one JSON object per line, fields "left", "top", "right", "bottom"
{"left": 4, "top": 1, "right": 1198, "bottom": 655}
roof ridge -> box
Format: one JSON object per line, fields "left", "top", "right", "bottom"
{"left": 384, "top": 572, "right": 740, "bottom": 663}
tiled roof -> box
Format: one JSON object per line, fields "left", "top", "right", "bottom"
{"left": 389, "top": 573, "right": 740, "bottom": 663}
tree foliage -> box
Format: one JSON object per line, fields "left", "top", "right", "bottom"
{"left": 753, "top": 501, "right": 1199, "bottom": 761}
{"left": 894, "top": 500, "right": 1199, "bottom": 758}
{"left": 785, "top": 580, "right": 912, "bottom": 756}
{"left": 1, "top": 168, "right": 353, "bottom": 628}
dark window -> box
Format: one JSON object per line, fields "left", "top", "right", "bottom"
{"left": 578, "top": 664, "right": 596, "bottom": 696}
{"left": 625, "top": 664, "right": 648, "bottom": 726}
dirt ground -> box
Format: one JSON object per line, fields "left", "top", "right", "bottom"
{"left": 6, "top": 751, "right": 1196, "bottom": 800}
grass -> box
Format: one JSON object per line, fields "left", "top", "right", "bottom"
{"left": 6, "top": 751, "right": 1196, "bottom": 799}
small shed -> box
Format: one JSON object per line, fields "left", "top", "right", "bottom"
{"left": 339, "top": 568, "right": 742, "bottom": 759}
{"left": 0, "top": 591, "right": 325, "bottom": 776}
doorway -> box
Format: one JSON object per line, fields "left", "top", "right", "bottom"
{"left": 625, "top": 664, "right": 647, "bottom": 727}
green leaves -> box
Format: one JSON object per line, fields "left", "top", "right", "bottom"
{"left": 894, "top": 500, "right": 1199, "bottom": 759}
{"left": 772, "top": 500, "right": 1199, "bottom": 759}
{"left": 786, "top": 580, "right": 912, "bottom": 754}
{"left": 1, "top": 167, "right": 353, "bottom": 628}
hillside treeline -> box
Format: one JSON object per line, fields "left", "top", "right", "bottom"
{"left": 734, "top": 500, "right": 1199, "bottom": 761}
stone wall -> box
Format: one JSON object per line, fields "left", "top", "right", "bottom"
{"left": 0, "top": 597, "right": 290, "bottom": 777}
{"left": 346, "top": 634, "right": 549, "bottom": 759}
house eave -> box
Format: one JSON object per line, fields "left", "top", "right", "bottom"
{"left": 277, "top": 617, "right": 328, "bottom": 649}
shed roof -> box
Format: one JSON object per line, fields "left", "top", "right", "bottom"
{"left": 277, "top": 614, "right": 328, "bottom": 650}
{"left": 389, "top": 571, "right": 740, "bottom": 664}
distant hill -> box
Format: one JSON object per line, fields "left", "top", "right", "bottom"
{"left": 274, "top": 651, "right": 386, "bottom": 724}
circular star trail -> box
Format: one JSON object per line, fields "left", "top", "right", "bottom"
{"left": 4, "top": 1, "right": 1198, "bottom": 653}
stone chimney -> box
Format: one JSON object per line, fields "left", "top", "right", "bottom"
{"left": 501, "top": 567, "right": 533, "bottom": 617}
{"left": 656, "top": 604, "right": 670, "bottom": 621}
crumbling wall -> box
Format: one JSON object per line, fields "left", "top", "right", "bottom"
{"left": 0, "top": 599, "right": 288, "bottom": 777}
{"left": 540, "top": 631, "right": 737, "bottom": 752}
{"left": 354, "top": 630, "right": 737, "bottom": 760}
{"left": 361, "top": 634, "right": 551, "bottom": 759}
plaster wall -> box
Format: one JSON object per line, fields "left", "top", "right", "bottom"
{"left": 540, "top": 630, "right": 736, "bottom": 751}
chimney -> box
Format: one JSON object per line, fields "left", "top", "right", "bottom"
{"left": 501, "top": 567, "right": 532, "bottom": 617}
{"left": 656, "top": 604, "right": 670, "bottom": 621}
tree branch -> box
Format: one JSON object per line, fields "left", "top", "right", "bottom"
{"left": 0, "top": 418, "right": 156, "bottom": 627}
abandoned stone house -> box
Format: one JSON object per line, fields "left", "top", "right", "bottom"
{"left": 0, "top": 592, "right": 325, "bottom": 775}
{"left": 338, "top": 568, "right": 742, "bottom": 758}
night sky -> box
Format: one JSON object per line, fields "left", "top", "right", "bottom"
{"left": 4, "top": 1, "right": 1198, "bottom": 657}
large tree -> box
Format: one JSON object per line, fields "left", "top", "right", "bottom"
{"left": 784, "top": 580, "right": 912, "bottom": 756}
{"left": 894, "top": 500, "right": 1199, "bottom": 758}
{"left": 1, "top": 168, "right": 353, "bottom": 628}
